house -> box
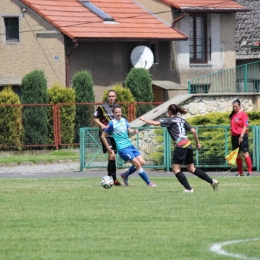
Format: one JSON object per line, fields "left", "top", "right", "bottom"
{"left": 234, "top": 0, "right": 260, "bottom": 92}
{"left": 234, "top": 0, "right": 260, "bottom": 65}
{"left": 136, "top": 0, "right": 249, "bottom": 93}
{"left": 0, "top": 0, "right": 250, "bottom": 102}
{"left": 0, "top": 0, "right": 188, "bottom": 101}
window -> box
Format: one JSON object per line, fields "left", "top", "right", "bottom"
{"left": 189, "top": 14, "right": 210, "bottom": 63}
{"left": 79, "top": 1, "right": 114, "bottom": 21}
{"left": 4, "top": 17, "right": 19, "bottom": 42}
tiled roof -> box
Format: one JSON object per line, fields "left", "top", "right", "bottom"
{"left": 160, "top": 0, "right": 249, "bottom": 12}
{"left": 21, "top": 0, "right": 188, "bottom": 40}
{"left": 234, "top": 0, "right": 260, "bottom": 59}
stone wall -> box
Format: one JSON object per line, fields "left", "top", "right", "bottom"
{"left": 180, "top": 94, "right": 260, "bottom": 119}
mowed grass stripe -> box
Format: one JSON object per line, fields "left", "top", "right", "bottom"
{"left": 0, "top": 177, "right": 259, "bottom": 260}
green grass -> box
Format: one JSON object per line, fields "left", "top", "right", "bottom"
{"left": 0, "top": 150, "right": 79, "bottom": 164}
{"left": 0, "top": 176, "right": 260, "bottom": 260}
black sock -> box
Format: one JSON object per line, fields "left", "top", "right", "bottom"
{"left": 193, "top": 168, "right": 212, "bottom": 184}
{"left": 108, "top": 160, "right": 117, "bottom": 181}
{"left": 175, "top": 172, "right": 192, "bottom": 190}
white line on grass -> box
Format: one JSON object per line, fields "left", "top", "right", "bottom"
{"left": 210, "top": 238, "right": 260, "bottom": 259}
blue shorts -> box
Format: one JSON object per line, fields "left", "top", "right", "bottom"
{"left": 118, "top": 145, "right": 141, "bottom": 162}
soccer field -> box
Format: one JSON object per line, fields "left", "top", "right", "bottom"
{"left": 0, "top": 176, "right": 259, "bottom": 260}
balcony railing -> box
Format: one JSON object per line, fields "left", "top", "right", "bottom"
{"left": 188, "top": 61, "right": 260, "bottom": 93}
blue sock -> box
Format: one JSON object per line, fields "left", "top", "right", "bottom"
{"left": 138, "top": 171, "right": 150, "bottom": 185}
{"left": 124, "top": 166, "right": 136, "bottom": 177}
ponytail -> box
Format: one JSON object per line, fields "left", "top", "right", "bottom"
{"left": 167, "top": 104, "right": 187, "bottom": 115}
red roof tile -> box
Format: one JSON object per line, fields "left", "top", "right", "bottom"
{"left": 160, "top": 0, "right": 249, "bottom": 12}
{"left": 21, "top": 0, "right": 188, "bottom": 40}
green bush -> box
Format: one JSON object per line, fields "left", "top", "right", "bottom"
{"left": 21, "top": 70, "right": 48, "bottom": 146}
{"left": 149, "top": 128, "right": 164, "bottom": 164}
{"left": 72, "top": 70, "right": 95, "bottom": 142}
{"left": 102, "top": 83, "right": 135, "bottom": 119}
{"left": 188, "top": 112, "right": 230, "bottom": 125}
{"left": 48, "top": 83, "right": 76, "bottom": 145}
{"left": 248, "top": 111, "right": 260, "bottom": 125}
{"left": 125, "top": 68, "right": 154, "bottom": 117}
{"left": 0, "top": 86, "right": 22, "bottom": 149}
{"left": 186, "top": 111, "right": 259, "bottom": 167}
{"left": 188, "top": 111, "right": 260, "bottom": 126}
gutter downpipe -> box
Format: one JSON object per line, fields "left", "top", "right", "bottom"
{"left": 171, "top": 11, "right": 186, "bottom": 28}
{"left": 66, "top": 40, "right": 78, "bottom": 88}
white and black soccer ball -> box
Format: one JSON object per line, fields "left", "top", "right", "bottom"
{"left": 100, "top": 176, "right": 114, "bottom": 189}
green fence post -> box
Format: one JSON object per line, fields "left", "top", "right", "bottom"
{"left": 164, "top": 128, "right": 170, "bottom": 172}
{"left": 256, "top": 126, "right": 260, "bottom": 171}
{"left": 244, "top": 64, "right": 248, "bottom": 92}
{"left": 79, "top": 127, "right": 85, "bottom": 172}
{"left": 224, "top": 126, "right": 229, "bottom": 167}
{"left": 188, "top": 80, "right": 191, "bottom": 94}
{"left": 195, "top": 126, "right": 199, "bottom": 166}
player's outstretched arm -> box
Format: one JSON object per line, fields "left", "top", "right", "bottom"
{"left": 128, "top": 128, "right": 138, "bottom": 135}
{"left": 139, "top": 117, "right": 161, "bottom": 126}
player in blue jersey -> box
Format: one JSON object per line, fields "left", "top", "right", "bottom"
{"left": 101, "top": 104, "right": 157, "bottom": 187}
{"left": 140, "top": 104, "right": 219, "bottom": 193}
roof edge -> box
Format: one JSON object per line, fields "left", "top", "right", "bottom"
{"left": 178, "top": 8, "right": 251, "bottom": 13}
{"left": 73, "top": 37, "right": 188, "bottom": 42}
{"left": 160, "top": 0, "right": 250, "bottom": 13}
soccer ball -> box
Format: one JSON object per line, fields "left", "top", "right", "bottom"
{"left": 101, "top": 176, "right": 114, "bottom": 189}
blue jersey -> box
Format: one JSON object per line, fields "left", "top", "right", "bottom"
{"left": 104, "top": 117, "right": 132, "bottom": 151}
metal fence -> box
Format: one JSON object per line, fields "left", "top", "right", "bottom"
{"left": 188, "top": 61, "right": 260, "bottom": 93}
{"left": 0, "top": 102, "right": 162, "bottom": 150}
{"left": 80, "top": 126, "right": 260, "bottom": 172}
{"left": 80, "top": 126, "right": 167, "bottom": 171}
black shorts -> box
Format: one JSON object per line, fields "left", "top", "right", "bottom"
{"left": 99, "top": 131, "right": 117, "bottom": 154}
{"left": 231, "top": 134, "right": 249, "bottom": 153}
{"left": 172, "top": 147, "right": 194, "bottom": 165}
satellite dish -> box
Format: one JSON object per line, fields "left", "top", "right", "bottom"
{"left": 130, "top": 46, "right": 154, "bottom": 69}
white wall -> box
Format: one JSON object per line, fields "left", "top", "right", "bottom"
{"left": 210, "top": 14, "right": 224, "bottom": 68}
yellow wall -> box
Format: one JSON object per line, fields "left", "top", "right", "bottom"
{"left": 0, "top": 0, "right": 66, "bottom": 87}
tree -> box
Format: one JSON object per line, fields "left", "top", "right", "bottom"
{"left": 48, "top": 83, "right": 76, "bottom": 145}
{"left": 102, "top": 83, "right": 135, "bottom": 120}
{"left": 21, "top": 70, "right": 48, "bottom": 147}
{"left": 72, "top": 70, "right": 95, "bottom": 142}
{"left": 0, "top": 86, "right": 22, "bottom": 149}
{"left": 125, "top": 68, "right": 154, "bottom": 117}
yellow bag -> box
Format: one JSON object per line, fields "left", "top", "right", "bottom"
{"left": 225, "top": 148, "right": 239, "bottom": 165}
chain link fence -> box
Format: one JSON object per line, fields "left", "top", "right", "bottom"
{"left": 80, "top": 126, "right": 260, "bottom": 172}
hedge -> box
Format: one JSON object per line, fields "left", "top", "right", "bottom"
{"left": 48, "top": 83, "right": 76, "bottom": 145}
{"left": 0, "top": 86, "right": 22, "bottom": 149}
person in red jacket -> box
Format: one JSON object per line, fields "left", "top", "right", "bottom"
{"left": 229, "top": 99, "right": 252, "bottom": 176}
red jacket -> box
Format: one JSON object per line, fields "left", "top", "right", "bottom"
{"left": 230, "top": 111, "right": 249, "bottom": 136}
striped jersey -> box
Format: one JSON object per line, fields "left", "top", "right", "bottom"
{"left": 159, "top": 116, "right": 193, "bottom": 149}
